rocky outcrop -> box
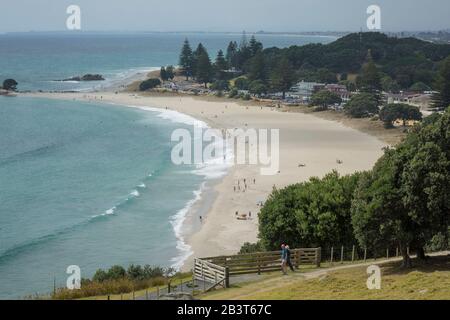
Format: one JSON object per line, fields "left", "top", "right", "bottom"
{"left": 62, "top": 74, "right": 105, "bottom": 81}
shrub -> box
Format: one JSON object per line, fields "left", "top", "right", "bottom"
{"left": 139, "top": 78, "right": 161, "bottom": 91}
{"left": 239, "top": 242, "right": 264, "bottom": 254}
{"left": 2, "top": 79, "right": 18, "bottom": 91}
{"left": 228, "top": 88, "right": 238, "bottom": 98}
{"left": 234, "top": 77, "right": 250, "bottom": 90}
{"left": 210, "top": 80, "right": 229, "bottom": 91}
{"left": 248, "top": 80, "right": 267, "bottom": 96}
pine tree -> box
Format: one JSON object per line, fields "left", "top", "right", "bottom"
{"left": 249, "top": 35, "right": 263, "bottom": 56}
{"left": 431, "top": 56, "right": 450, "bottom": 112}
{"left": 271, "top": 56, "right": 296, "bottom": 99}
{"left": 179, "top": 39, "right": 193, "bottom": 80}
{"left": 196, "top": 50, "right": 213, "bottom": 88}
{"left": 248, "top": 51, "right": 266, "bottom": 82}
{"left": 214, "top": 50, "right": 228, "bottom": 80}
{"left": 192, "top": 43, "right": 207, "bottom": 79}
{"left": 358, "top": 50, "right": 382, "bottom": 104}
{"left": 226, "top": 41, "right": 238, "bottom": 69}
{"left": 160, "top": 67, "right": 168, "bottom": 82}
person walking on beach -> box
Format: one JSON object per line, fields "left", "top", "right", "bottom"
{"left": 285, "top": 245, "right": 295, "bottom": 272}
{"left": 280, "top": 244, "right": 287, "bottom": 275}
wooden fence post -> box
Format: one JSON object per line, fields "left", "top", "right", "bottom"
{"left": 351, "top": 245, "right": 355, "bottom": 262}
{"left": 316, "top": 248, "right": 321, "bottom": 267}
{"left": 340, "top": 246, "right": 344, "bottom": 264}
{"left": 225, "top": 267, "right": 230, "bottom": 288}
{"left": 396, "top": 247, "right": 399, "bottom": 257}
{"left": 330, "top": 247, "right": 334, "bottom": 265}
{"left": 364, "top": 248, "right": 367, "bottom": 262}
{"left": 386, "top": 248, "right": 389, "bottom": 259}
{"left": 257, "top": 253, "right": 261, "bottom": 275}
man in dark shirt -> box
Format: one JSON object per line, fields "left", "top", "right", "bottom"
{"left": 285, "top": 245, "right": 295, "bottom": 272}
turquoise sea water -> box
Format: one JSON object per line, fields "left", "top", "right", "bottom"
{"left": 0, "top": 32, "right": 336, "bottom": 298}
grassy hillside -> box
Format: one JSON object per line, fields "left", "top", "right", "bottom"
{"left": 200, "top": 255, "right": 450, "bottom": 300}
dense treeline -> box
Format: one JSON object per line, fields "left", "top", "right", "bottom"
{"left": 256, "top": 108, "right": 450, "bottom": 267}
{"left": 177, "top": 32, "right": 450, "bottom": 95}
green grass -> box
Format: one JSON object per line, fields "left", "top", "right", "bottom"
{"left": 200, "top": 256, "right": 450, "bottom": 300}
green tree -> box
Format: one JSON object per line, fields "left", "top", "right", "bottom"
{"left": 179, "top": 39, "right": 194, "bottom": 80}
{"left": 139, "top": 78, "right": 161, "bottom": 91}
{"left": 107, "top": 265, "right": 126, "bottom": 280}
{"left": 92, "top": 269, "right": 108, "bottom": 282}
{"left": 127, "top": 264, "right": 145, "bottom": 281}
{"left": 166, "top": 65, "right": 175, "bottom": 80}
{"left": 381, "top": 75, "right": 400, "bottom": 93}
{"left": 358, "top": 52, "right": 382, "bottom": 103}
{"left": 270, "top": 56, "right": 296, "bottom": 99}
{"left": 196, "top": 50, "right": 213, "bottom": 88}
{"left": 431, "top": 56, "right": 450, "bottom": 111}
{"left": 379, "top": 103, "right": 422, "bottom": 128}
{"left": 247, "top": 51, "right": 266, "bottom": 82}
{"left": 2, "top": 79, "right": 18, "bottom": 91}
{"left": 409, "top": 81, "right": 431, "bottom": 92}
{"left": 344, "top": 93, "right": 378, "bottom": 118}
{"left": 352, "top": 109, "right": 450, "bottom": 267}
{"left": 234, "top": 77, "right": 250, "bottom": 90}
{"left": 226, "top": 41, "right": 238, "bottom": 69}
{"left": 249, "top": 35, "right": 263, "bottom": 56}
{"left": 310, "top": 90, "right": 342, "bottom": 111}
{"left": 214, "top": 50, "right": 228, "bottom": 80}
{"left": 210, "top": 80, "right": 229, "bottom": 91}
{"left": 248, "top": 80, "right": 267, "bottom": 96}
{"left": 258, "top": 171, "right": 360, "bottom": 250}
{"left": 160, "top": 67, "right": 168, "bottom": 81}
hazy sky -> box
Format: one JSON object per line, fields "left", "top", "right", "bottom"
{"left": 1, "top": 0, "right": 449, "bottom": 33}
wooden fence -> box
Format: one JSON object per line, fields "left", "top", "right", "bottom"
{"left": 197, "top": 247, "right": 321, "bottom": 278}
{"left": 193, "top": 258, "right": 229, "bottom": 291}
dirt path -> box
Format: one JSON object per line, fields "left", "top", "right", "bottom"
{"left": 205, "top": 251, "right": 450, "bottom": 300}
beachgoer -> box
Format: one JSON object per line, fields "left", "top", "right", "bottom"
{"left": 285, "top": 245, "right": 295, "bottom": 272}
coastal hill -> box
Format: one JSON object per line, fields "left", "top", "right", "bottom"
{"left": 263, "top": 32, "right": 450, "bottom": 89}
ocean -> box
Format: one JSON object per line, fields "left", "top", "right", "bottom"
{"left": 0, "top": 32, "right": 336, "bottom": 299}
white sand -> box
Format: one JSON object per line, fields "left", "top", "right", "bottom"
{"left": 22, "top": 92, "right": 387, "bottom": 270}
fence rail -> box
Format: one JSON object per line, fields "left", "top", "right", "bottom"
{"left": 199, "top": 247, "right": 321, "bottom": 277}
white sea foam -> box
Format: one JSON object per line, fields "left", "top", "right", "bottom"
{"left": 169, "top": 182, "right": 205, "bottom": 271}
{"left": 116, "top": 104, "right": 234, "bottom": 270}
{"left": 134, "top": 105, "right": 208, "bottom": 128}
{"left": 130, "top": 189, "right": 140, "bottom": 197}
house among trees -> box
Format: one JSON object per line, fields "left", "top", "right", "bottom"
{"left": 325, "top": 84, "right": 351, "bottom": 102}
{"left": 289, "top": 81, "right": 326, "bottom": 103}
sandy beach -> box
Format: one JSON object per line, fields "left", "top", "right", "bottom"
{"left": 22, "top": 91, "right": 387, "bottom": 271}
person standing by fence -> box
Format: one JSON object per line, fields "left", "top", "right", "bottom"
{"left": 280, "top": 244, "right": 287, "bottom": 275}
{"left": 285, "top": 245, "right": 295, "bottom": 272}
